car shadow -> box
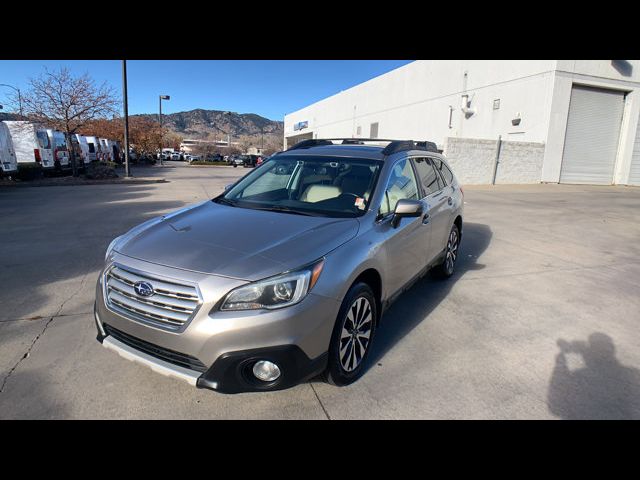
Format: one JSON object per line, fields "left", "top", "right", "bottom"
{"left": 308, "top": 222, "right": 492, "bottom": 383}
{"left": 547, "top": 333, "right": 640, "bottom": 419}
{"left": 365, "top": 222, "right": 492, "bottom": 371}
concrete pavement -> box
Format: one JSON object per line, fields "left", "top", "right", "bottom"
{"left": 1, "top": 162, "right": 639, "bottom": 419}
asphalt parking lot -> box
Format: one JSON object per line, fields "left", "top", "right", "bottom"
{"left": 1, "top": 161, "right": 639, "bottom": 419}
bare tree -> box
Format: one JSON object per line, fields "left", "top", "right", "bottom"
{"left": 19, "top": 67, "right": 119, "bottom": 176}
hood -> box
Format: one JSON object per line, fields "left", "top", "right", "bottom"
{"left": 116, "top": 201, "right": 360, "bottom": 281}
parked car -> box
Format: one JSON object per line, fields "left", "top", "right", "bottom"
{"left": 0, "top": 122, "right": 18, "bottom": 176}
{"left": 188, "top": 155, "right": 201, "bottom": 163}
{"left": 4, "top": 121, "right": 55, "bottom": 172}
{"left": 242, "top": 154, "right": 261, "bottom": 168}
{"left": 231, "top": 155, "right": 244, "bottom": 167}
{"left": 96, "top": 138, "right": 464, "bottom": 393}
{"left": 170, "top": 152, "right": 182, "bottom": 161}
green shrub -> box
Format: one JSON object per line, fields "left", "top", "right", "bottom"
{"left": 85, "top": 162, "right": 118, "bottom": 179}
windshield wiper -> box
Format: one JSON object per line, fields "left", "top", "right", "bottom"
{"left": 214, "top": 197, "right": 237, "bottom": 207}
{"left": 250, "top": 205, "right": 315, "bottom": 216}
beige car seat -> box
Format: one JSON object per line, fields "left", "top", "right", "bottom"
{"left": 300, "top": 185, "right": 342, "bottom": 203}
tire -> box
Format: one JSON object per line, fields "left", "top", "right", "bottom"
{"left": 233, "top": 164, "right": 237, "bottom": 168}
{"left": 435, "top": 223, "right": 460, "bottom": 279}
{"left": 325, "top": 282, "right": 378, "bottom": 386}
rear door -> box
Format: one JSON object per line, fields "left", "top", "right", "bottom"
{"left": 412, "top": 157, "right": 449, "bottom": 263}
{"left": 0, "top": 124, "right": 18, "bottom": 173}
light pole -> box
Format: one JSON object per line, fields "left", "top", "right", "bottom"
{"left": 159, "top": 94, "right": 170, "bottom": 166}
{"left": 260, "top": 126, "right": 264, "bottom": 153}
{"left": 0, "top": 84, "right": 23, "bottom": 117}
{"left": 122, "top": 60, "right": 131, "bottom": 178}
{"left": 224, "top": 111, "right": 232, "bottom": 150}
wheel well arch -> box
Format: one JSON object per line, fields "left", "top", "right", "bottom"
{"left": 351, "top": 268, "right": 382, "bottom": 324}
{"left": 454, "top": 215, "right": 463, "bottom": 239}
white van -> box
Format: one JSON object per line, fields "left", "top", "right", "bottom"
{"left": 46, "top": 129, "right": 71, "bottom": 170}
{"left": 0, "top": 122, "right": 18, "bottom": 176}
{"left": 74, "top": 134, "right": 94, "bottom": 164}
{"left": 84, "top": 136, "right": 100, "bottom": 162}
{"left": 4, "top": 121, "right": 55, "bottom": 170}
{"left": 99, "top": 138, "right": 112, "bottom": 161}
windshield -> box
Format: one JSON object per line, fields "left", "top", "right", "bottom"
{"left": 216, "top": 155, "right": 382, "bottom": 218}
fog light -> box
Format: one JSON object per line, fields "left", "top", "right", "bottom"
{"left": 252, "top": 360, "right": 281, "bottom": 382}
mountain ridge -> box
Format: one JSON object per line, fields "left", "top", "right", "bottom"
{"left": 131, "top": 108, "right": 284, "bottom": 141}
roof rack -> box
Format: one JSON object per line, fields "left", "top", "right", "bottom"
{"left": 286, "top": 137, "right": 439, "bottom": 155}
{"left": 382, "top": 140, "right": 439, "bottom": 155}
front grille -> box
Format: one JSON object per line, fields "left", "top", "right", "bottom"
{"left": 105, "top": 264, "right": 201, "bottom": 331}
{"left": 103, "top": 323, "right": 207, "bottom": 372}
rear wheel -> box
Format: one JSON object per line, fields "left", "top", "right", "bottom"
{"left": 436, "top": 223, "right": 460, "bottom": 279}
{"left": 325, "top": 282, "right": 377, "bottom": 386}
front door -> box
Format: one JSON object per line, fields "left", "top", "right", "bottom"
{"left": 375, "top": 157, "right": 431, "bottom": 298}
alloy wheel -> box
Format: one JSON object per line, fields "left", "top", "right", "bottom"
{"left": 339, "top": 297, "right": 373, "bottom": 372}
{"left": 445, "top": 228, "right": 459, "bottom": 275}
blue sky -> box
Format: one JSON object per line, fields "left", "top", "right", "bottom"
{"left": 0, "top": 60, "right": 413, "bottom": 120}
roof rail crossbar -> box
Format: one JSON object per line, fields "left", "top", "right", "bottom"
{"left": 382, "top": 140, "right": 439, "bottom": 156}
{"left": 287, "top": 139, "right": 334, "bottom": 150}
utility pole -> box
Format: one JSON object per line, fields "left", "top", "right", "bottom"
{"left": 122, "top": 60, "right": 131, "bottom": 178}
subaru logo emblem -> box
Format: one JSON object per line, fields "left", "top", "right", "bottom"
{"left": 134, "top": 281, "right": 154, "bottom": 297}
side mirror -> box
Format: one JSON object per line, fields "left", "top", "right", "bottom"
{"left": 391, "top": 199, "right": 423, "bottom": 228}
{"left": 224, "top": 184, "right": 232, "bottom": 191}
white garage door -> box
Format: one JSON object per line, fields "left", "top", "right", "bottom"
{"left": 560, "top": 85, "right": 625, "bottom": 185}
{"left": 629, "top": 112, "right": 640, "bottom": 185}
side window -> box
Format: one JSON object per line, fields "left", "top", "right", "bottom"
{"left": 412, "top": 157, "right": 442, "bottom": 196}
{"left": 432, "top": 157, "right": 455, "bottom": 186}
{"left": 379, "top": 158, "right": 419, "bottom": 217}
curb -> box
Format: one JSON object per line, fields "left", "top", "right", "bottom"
{"left": 0, "top": 178, "right": 168, "bottom": 188}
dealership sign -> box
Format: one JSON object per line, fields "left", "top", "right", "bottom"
{"left": 294, "top": 121, "right": 308, "bottom": 131}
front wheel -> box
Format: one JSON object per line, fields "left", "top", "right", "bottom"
{"left": 436, "top": 223, "right": 460, "bottom": 279}
{"left": 325, "top": 282, "right": 377, "bottom": 386}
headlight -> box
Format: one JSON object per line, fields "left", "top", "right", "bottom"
{"left": 220, "top": 259, "right": 324, "bottom": 311}
{"left": 105, "top": 235, "right": 122, "bottom": 261}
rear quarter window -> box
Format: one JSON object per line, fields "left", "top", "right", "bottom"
{"left": 432, "top": 157, "right": 455, "bottom": 185}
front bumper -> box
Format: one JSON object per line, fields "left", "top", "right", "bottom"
{"left": 95, "top": 254, "right": 338, "bottom": 393}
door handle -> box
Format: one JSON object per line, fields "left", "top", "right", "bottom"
{"left": 422, "top": 213, "right": 430, "bottom": 224}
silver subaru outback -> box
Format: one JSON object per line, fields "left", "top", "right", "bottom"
{"left": 95, "top": 139, "right": 464, "bottom": 393}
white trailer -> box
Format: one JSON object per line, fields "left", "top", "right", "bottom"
{"left": 0, "top": 121, "right": 18, "bottom": 175}
{"left": 4, "top": 121, "right": 55, "bottom": 170}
